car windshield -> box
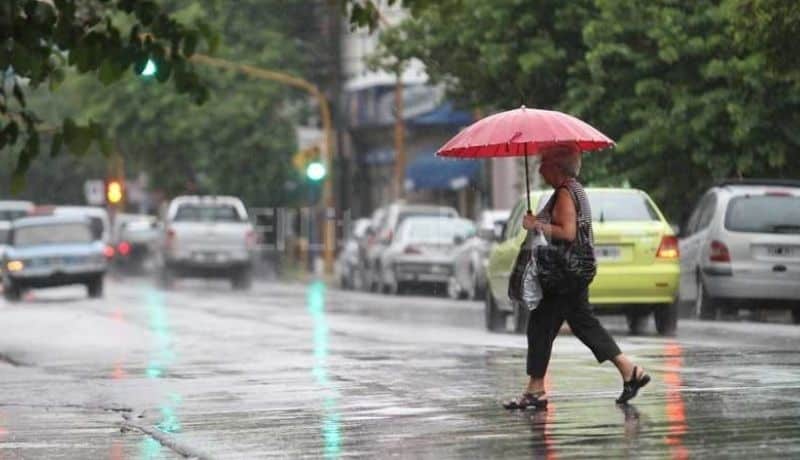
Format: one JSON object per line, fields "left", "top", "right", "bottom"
{"left": 0, "top": 210, "right": 28, "bottom": 221}
{"left": 14, "top": 223, "right": 94, "bottom": 246}
{"left": 174, "top": 204, "right": 244, "bottom": 222}
{"left": 398, "top": 209, "right": 456, "bottom": 227}
{"left": 590, "top": 192, "right": 660, "bottom": 222}
{"left": 404, "top": 219, "right": 474, "bottom": 243}
{"left": 725, "top": 195, "right": 800, "bottom": 234}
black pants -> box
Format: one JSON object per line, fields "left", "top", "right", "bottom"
{"left": 526, "top": 288, "right": 621, "bottom": 377}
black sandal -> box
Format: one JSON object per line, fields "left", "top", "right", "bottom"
{"left": 616, "top": 366, "right": 650, "bottom": 404}
{"left": 503, "top": 392, "right": 548, "bottom": 410}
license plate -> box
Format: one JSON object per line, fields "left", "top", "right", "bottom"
{"left": 767, "top": 246, "right": 796, "bottom": 257}
{"left": 194, "top": 252, "right": 216, "bottom": 262}
{"left": 595, "top": 245, "right": 621, "bottom": 261}
{"left": 430, "top": 265, "right": 445, "bottom": 274}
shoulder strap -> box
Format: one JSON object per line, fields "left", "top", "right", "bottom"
{"left": 558, "top": 181, "right": 590, "bottom": 247}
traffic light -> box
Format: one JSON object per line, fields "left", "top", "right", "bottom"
{"left": 306, "top": 161, "right": 326, "bottom": 182}
{"left": 106, "top": 179, "right": 124, "bottom": 205}
{"left": 139, "top": 59, "right": 158, "bottom": 77}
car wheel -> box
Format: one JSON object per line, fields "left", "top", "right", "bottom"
{"left": 158, "top": 266, "right": 175, "bottom": 290}
{"left": 695, "top": 275, "right": 717, "bottom": 320}
{"left": 654, "top": 302, "right": 679, "bottom": 336}
{"left": 484, "top": 292, "right": 506, "bottom": 332}
{"left": 3, "top": 282, "right": 22, "bottom": 302}
{"left": 470, "top": 266, "right": 484, "bottom": 301}
{"left": 447, "top": 277, "right": 464, "bottom": 300}
{"left": 513, "top": 302, "right": 530, "bottom": 334}
{"left": 87, "top": 276, "right": 104, "bottom": 298}
{"left": 231, "top": 268, "right": 253, "bottom": 291}
{"left": 626, "top": 310, "right": 649, "bottom": 335}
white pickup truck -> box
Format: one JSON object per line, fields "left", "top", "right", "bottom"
{"left": 158, "top": 196, "right": 257, "bottom": 289}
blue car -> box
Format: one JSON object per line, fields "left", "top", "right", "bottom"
{"left": 2, "top": 216, "right": 108, "bottom": 301}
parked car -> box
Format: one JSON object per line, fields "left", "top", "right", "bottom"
{"left": 376, "top": 216, "right": 475, "bottom": 295}
{"left": 353, "top": 207, "right": 387, "bottom": 290}
{"left": 0, "top": 221, "right": 10, "bottom": 259}
{"left": 158, "top": 196, "right": 257, "bottom": 289}
{"left": 449, "top": 221, "right": 492, "bottom": 300}
{"left": 112, "top": 214, "right": 160, "bottom": 272}
{"left": 679, "top": 179, "right": 800, "bottom": 323}
{"left": 485, "top": 188, "right": 680, "bottom": 335}
{"left": 335, "top": 217, "right": 371, "bottom": 289}
{"left": 0, "top": 200, "right": 34, "bottom": 221}
{"left": 363, "top": 202, "right": 460, "bottom": 292}
{"left": 1, "top": 216, "right": 108, "bottom": 301}
{"left": 477, "top": 209, "right": 511, "bottom": 241}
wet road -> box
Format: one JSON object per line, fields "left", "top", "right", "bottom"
{"left": 1, "top": 278, "right": 799, "bottom": 459}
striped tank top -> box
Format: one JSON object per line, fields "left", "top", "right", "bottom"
{"left": 536, "top": 178, "right": 594, "bottom": 246}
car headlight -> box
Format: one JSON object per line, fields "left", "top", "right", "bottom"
{"left": 6, "top": 260, "right": 24, "bottom": 272}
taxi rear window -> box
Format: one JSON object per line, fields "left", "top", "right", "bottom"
{"left": 536, "top": 191, "right": 660, "bottom": 222}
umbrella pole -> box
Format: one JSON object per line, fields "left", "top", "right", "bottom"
{"left": 524, "top": 150, "right": 532, "bottom": 215}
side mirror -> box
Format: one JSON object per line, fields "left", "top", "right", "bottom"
{"left": 453, "top": 234, "right": 465, "bottom": 246}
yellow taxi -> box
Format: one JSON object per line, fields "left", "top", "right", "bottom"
{"left": 485, "top": 188, "right": 680, "bottom": 335}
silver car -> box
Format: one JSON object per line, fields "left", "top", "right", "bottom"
{"left": 679, "top": 180, "right": 800, "bottom": 322}
{"left": 364, "top": 202, "right": 459, "bottom": 292}
{"left": 377, "top": 216, "right": 474, "bottom": 295}
{"left": 335, "top": 217, "right": 371, "bottom": 289}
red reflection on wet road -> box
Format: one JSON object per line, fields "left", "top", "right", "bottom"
{"left": 543, "top": 373, "right": 558, "bottom": 460}
{"left": 112, "top": 360, "right": 127, "bottom": 380}
{"left": 110, "top": 440, "right": 124, "bottom": 460}
{"left": 664, "top": 341, "right": 688, "bottom": 460}
{"left": 0, "top": 411, "right": 8, "bottom": 460}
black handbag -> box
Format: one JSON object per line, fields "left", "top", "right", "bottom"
{"left": 535, "top": 186, "right": 596, "bottom": 295}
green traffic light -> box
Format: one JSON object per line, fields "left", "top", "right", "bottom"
{"left": 306, "top": 162, "right": 326, "bottom": 181}
{"left": 140, "top": 59, "right": 157, "bottom": 77}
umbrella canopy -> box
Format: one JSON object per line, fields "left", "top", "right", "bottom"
{"left": 437, "top": 106, "right": 613, "bottom": 158}
{"left": 436, "top": 106, "right": 614, "bottom": 214}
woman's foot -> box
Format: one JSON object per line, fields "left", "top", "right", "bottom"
{"left": 616, "top": 366, "right": 650, "bottom": 404}
{"left": 503, "top": 391, "right": 548, "bottom": 410}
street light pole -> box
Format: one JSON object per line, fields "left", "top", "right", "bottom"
{"left": 188, "top": 53, "right": 336, "bottom": 274}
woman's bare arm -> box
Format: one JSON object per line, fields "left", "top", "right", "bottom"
{"left": 523, "top": 188, "right": 577, "bottom": 241}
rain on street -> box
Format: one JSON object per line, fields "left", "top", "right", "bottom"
{"left": 1, "top": 277, "right": 798, "bottom": 459}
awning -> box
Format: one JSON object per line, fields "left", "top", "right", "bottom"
{"left": 405, "top": 154, "right": 481, "bottom": 191}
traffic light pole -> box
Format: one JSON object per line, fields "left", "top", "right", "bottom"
{"left": 188, "top": 54, "right": 336, "bottom": 274}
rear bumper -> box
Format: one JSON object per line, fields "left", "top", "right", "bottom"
{"left": 391, "top": 261, "right": 453, "bottom": 284}
{"left": 590, "top": 263, "right": 680, "bottom": 306}
{"left": 7, "top": 271, "right": 104, "bottom": 288}
{"left": 704, "top": 273, "right": 800, "bottom": 302}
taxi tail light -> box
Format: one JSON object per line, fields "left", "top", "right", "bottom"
{"left": 404, "top": 245, "right": 422, "bottom": 254}
{"left": 656, "top": 235, "right": 680, "bottom": 259}
{"left": 103, "top": 245, "right": 116, "bottom": 259}
{"left": 117, "top": 241, "right": 131, "bottom": 256}
{"left": 709, "top": 240, "right": 731, "bottom": 262}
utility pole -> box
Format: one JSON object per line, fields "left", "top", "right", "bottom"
{"left": 393, "top": 68, "right": 406, "bottom": 201}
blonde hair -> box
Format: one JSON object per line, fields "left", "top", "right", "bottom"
{"left": 542, "top": 145, "right": 581, "bottom": 177}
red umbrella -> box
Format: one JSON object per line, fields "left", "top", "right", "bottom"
{"left": 437, "top": 105, "right": 614, "bottom": 213}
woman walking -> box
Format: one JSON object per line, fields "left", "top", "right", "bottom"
{"left": 504, "top": 146, "right": 650, "bottom": 410}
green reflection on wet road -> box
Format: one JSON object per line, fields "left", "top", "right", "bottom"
{"left": 308, "top": 280, "right": 342, "bottom": 459}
